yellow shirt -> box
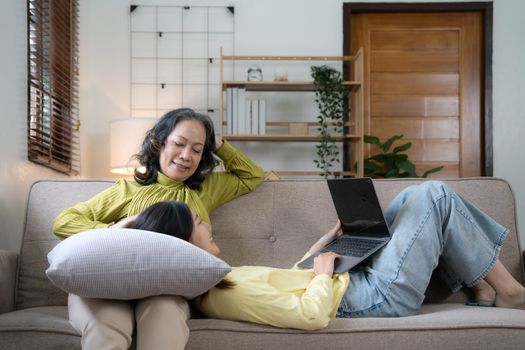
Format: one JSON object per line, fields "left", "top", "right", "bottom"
{"left": 195, "top": 254, "right": 350, "bottom": 331}
{"left": 53, "top": 141, "right": 264, "bottom": 239}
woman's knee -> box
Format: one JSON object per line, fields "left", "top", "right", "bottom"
{"left": 412, "top": 181, "right": 452, "bottom": 201}
{"left": 136, "top": 295, "right": 190, "bottom": 322}
{"left": 68, "top": 295, "right": 134, "bottom": 348}
{"left": 135, "top": 296, "right": 190, "bottom": 350}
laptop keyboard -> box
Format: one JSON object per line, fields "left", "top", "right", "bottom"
{"left": 323, "top": 236, "right": 382, "bottom": 257}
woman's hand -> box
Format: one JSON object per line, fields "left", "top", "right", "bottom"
{"left": 313, "top": 252, "right": 339, "bottom": 276}
{"left": 111, "top": 214, "right": 138, "bottom": 229}
{"left": 214, "top": 137, "right": 224, "bottom": 152}
{"left": 308, "top": 220, "right": 342, "bottom": 254}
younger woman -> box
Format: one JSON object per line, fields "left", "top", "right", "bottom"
{"left": 132, "top": 181, "right": 525, "bottom": 331}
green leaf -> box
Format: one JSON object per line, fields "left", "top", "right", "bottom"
{"left": 382, "top": 135, "right": 404, "bottom": 153}
{"left": 364, "top": 135, "right": 382, "bottom": 149}
{"left": 364, "top": 161, "right": 383, "bottom": 172}
{"left": 396, "top": 159, "right": 417, "bottom": 176}
{"left": 393, "top": 142, "right": 412, "bottom": 154}
{"left": 385, "top": 169, "right": 399, "bottom": 178}
{"left": 422, "top": 166, "right": 445, "bottom": 178}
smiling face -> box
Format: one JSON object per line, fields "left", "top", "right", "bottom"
{"left": 189, "top": 212, "right": 219, "bottom": 256}
{"left": 159, "top": 119, "right": 206, "bottom": 182}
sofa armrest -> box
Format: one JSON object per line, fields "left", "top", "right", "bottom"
{"left": 0, "top": 249, "right": 18, "bottom": 314}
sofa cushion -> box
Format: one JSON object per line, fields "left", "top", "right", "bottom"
{"left": 0, "top": 306, "right": 80, "bottom": 350}
{"left": 17, "top": 181, "right": 114, "bottom": 310}
{"left": 46, "top": 228, "right": 231, "bottom": 300}
{"left": 186, "top": 304, "right": 525, "bottom": 350}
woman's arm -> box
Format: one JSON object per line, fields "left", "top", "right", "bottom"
{"left": 308, "top": 220, "right": 342, "bottom": 255}
{"left": 201, "top": 139, "right": 265, "bottom": 210}
{"left": 52, "top": 180, "right": 135, "bottom": 239}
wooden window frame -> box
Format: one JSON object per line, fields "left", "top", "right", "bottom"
{"left": 343, "top": 2, "right": 493, "bottom": 176}
{"left": 27, "top": 0, "right": 80, "bottom": 175}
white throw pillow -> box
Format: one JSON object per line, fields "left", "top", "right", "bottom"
{"left": 46, "top": 228, "right": 231, "bottom": 300}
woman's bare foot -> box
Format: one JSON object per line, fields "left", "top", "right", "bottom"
{"left": 470, "top": 279, "right": 496, "bottom": 305}
{"left": 494, "top": 284, "right": 525, "bottom": 310}
{"left": 484, "top": 260, "right": 525, "bottom": 310}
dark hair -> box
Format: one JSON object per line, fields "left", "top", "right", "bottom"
{"left": 130, "top": 201, "right": 193, "bottom": 241}
{"left": 133, "top": 108, "right": 219, "bottom": 190}
{"left": 131, "top": 201, "right": 235, "bottom": 298}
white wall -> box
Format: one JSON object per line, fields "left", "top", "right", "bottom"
{"left": 0, "top": 1, "right": 70, "bottom": 252}
{"left": 493, "top": 0, "right": 525, "bottom": 248}
{"left": 2, "top": 0, "right": 524, "bottom": 251}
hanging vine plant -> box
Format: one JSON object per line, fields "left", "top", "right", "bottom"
{"left": 311, "top": 65, "right": 348, "bottom": 178}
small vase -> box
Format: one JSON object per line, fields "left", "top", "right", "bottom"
{"left": 273, "top": 66, "right": 288, "bottom": 81}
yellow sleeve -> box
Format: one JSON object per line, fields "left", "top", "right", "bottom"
{"left": 200, "top": 140, "right": 264, "bottom": 210}
{"left": 281, "top": 274, "right": 334, "bottom": 330}
{"left": 52, "top": 180, "right": 136, "bottom": 239}
{"left": 199, "top": 272, "right": 335, "bottom": 331}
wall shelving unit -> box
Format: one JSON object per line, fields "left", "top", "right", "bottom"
{"left": 218, "top": 47, "right": 364, "bottom": 178}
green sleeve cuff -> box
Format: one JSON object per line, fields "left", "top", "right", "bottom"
{"left": 214, "top": 140, "right": 237, "bottom": 164}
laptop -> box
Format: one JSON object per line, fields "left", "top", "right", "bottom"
{"left": 298, "top": 177, "right": 391, "bottom": 274}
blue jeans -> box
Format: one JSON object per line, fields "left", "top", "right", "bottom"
{"left": 336, "top": 181, "right": 509, "bottom": 318}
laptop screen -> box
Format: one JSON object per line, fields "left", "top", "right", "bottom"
{"left": 327, "top": 178, "right": 389, "bottom": 238}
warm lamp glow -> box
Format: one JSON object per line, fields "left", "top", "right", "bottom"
{"left": 109, "top": 118, "right": 157, "bottom": 175}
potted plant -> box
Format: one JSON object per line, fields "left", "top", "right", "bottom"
{"left": 362, "top": 134, "right": 444, "bottom": 178}
{"left": 311, "top": 65, "right": 348, "bottom": 178}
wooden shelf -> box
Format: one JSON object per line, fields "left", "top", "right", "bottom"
{"left": 221, "top": 81, "right": 360, "bottom": 92}
{"left": 219, "top": 47, "right": 365, "bottom": 178}
{"left": 223, "top": 134, "right": 362, "bottom": 142}
{"left": 221, "top": 55, "right": 357, "bottom": 62}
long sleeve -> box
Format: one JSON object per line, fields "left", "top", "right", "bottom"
{"left": 257, "top": 274, "right": 335, "bottom": 330}
{"left": 200, "top": 140, "right": 264, "bottom": 211}
{"left": 52, "top": 180, "right": 136, "bottom": 239}
{"left": 195, "top": 266, "right": 349, "bottom": 331}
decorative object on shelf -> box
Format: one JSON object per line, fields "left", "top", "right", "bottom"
{"left": 361, "top": 134, "right": 444, "bottom": 178}
{"left": 273, "top": 66, "right": 288, "bottom": 81}
{"left": 247, "top": 66, "right": 263, "bottom": 81}
{"left": 311, "top": 65, "right": 347, "bottom": 178}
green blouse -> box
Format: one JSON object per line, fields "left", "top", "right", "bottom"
{"left": 53, "top": 141, "right": 264, "bottom": 239}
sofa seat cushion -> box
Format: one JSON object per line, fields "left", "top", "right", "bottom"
{"left": 0, "top": 306, "right": 79, "bottom": 350}
{"left": 186, "top": 304, "right": 525, "bottom": 350}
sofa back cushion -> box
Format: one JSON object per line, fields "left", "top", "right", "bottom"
{"left": 16, "top": 178, "right": 523, "bottom": 309}
{"left": 16, "top": 180, "right": 113, "bottom": 310}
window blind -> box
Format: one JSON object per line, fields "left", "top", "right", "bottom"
{"left": 28, "top": 0, "right": 80, "bottom": 175}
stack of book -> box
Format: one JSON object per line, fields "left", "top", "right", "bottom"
{"left": 225, "top": 88, "right": 266, "bottom": 135}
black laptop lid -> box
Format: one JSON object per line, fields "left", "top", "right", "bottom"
{"left": 327, "top": 178, "right": 389, "bottom": 238}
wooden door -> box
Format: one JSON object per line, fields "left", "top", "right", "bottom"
{"left": 350, "top": 12, "right": 483, "bottom": 177}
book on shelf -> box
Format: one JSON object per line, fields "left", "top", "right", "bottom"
{"left": 226, "top": 88, "right": 233, "bottom": 134}
{"left": 250, "top": 99, "right": 259, "bottom": 134}
{"left": 237, "top": 88, "right": 246, "bottom": 134}
{"left": 259, "top": 99, "right": 266, "bottom": 135}
{"left": 225, "top": 91, "right": 267, "bottom": 135}
{"left": 232, "top": 88, "right": 238, "bottom": 134}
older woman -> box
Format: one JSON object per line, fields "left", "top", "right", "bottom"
{"left": 53, "top": 108, "right": 264, "bottom": 350}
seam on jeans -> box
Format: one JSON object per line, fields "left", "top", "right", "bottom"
{"left": 384, "top": 191, "right": 447, "bottom": 298}
{"left": 454, "top": 202, "right": 495, "bottom": 248}
{"left": 467, "top": 227, "right": 510, "bottom": 287}
{"left": 336, "top": 299, "right": 387, "bottom": 318}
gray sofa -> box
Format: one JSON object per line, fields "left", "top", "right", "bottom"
{"left": 1, "top": 178, "right": 525, "bottom": 349}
